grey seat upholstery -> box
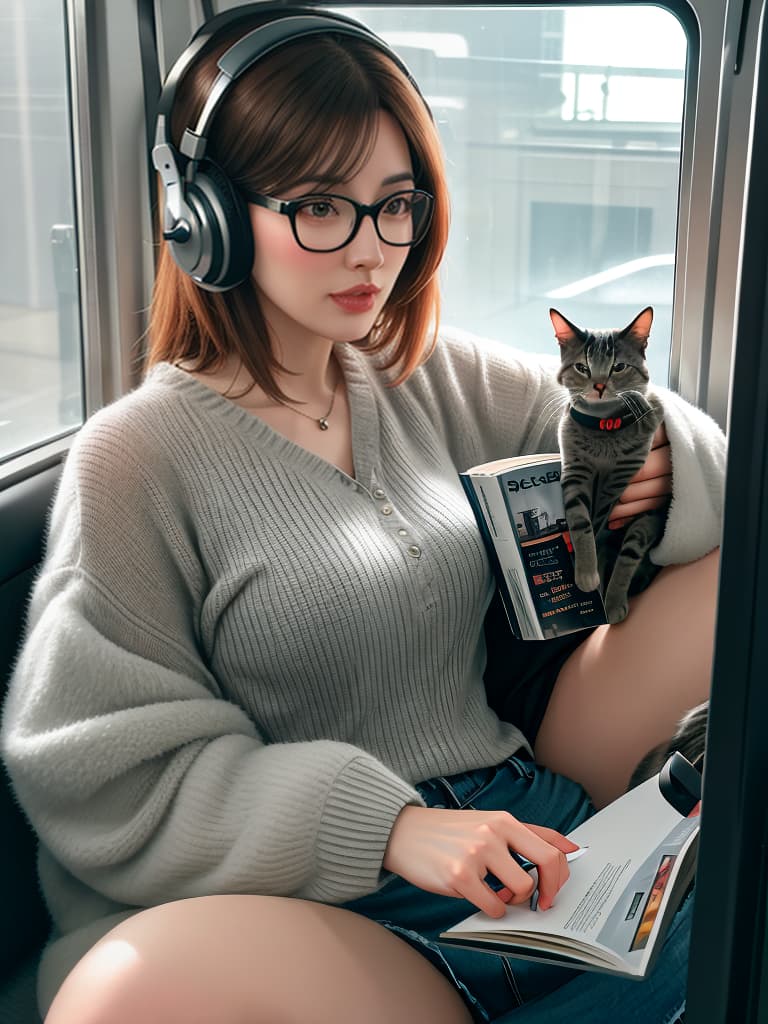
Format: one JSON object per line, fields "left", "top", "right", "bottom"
{"left": 0, "top": 466, "right": 62, "bottom": 1024}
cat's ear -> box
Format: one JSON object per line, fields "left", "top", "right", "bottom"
{"left": 622, "top": 306, "right": 654, "bottom": 353}
{"left": 550, "top": 308, "right": 581, "bottom": 347}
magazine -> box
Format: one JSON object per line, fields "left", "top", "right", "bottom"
{"left": 461, "top": 453, "right": 607, "bottom": 639}
{"left": 439, "top": 770, "right": 699, "bottom": 979}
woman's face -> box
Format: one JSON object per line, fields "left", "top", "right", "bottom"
{"left": 249, "top": 110, "right": 414, "bottom": 352}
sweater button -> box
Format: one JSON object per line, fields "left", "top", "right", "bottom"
{"left": 373, "top": 487, "right": 386, "bottom": 499}
{"left": 408, "top": 544, "right": 421, "bottom": 558}
{"left": 381, "top": 505, "right": 393, "bottom": 516}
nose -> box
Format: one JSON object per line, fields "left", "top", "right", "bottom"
{"left": 593, "top": 382, "right": 606, "bottom": 397}
{"left": 344, "top": 213, "right": 384, "bottom": 270}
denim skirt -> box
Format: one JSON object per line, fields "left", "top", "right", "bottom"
{"left": 340, "top": 755, "right": 594, "bottom": 1021}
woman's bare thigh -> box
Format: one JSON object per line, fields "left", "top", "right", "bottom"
{"left": 44, "top": 894, "right": 473, "bottom": 1024}
{"left": 535, "top": 549, "right": 719, "bottom": 807}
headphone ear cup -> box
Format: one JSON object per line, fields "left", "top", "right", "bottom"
{"left": 186, "top": 161, "right": 254, "bottom": 290}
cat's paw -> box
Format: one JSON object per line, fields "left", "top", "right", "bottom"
{"left": 606, "top": 601, "right": 629, "bottom": 625}
{"left": 575, "top": 569, "right": 600, "bottom": 593}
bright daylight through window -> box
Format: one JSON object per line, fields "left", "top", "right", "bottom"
{"left": 343, "top": 5, "right": 687, "bottom": 384}
{"left": 2, "top": 0, "right": 83, "bottom": 465}
{"left": 0, "top": 4, "right": 687, "bottom": 465}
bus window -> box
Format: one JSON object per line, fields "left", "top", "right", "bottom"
{"left": 1, "top": 0, "right": 84, "bottom": 467}
{"left": 339, "top": 4, "right": 686, "bottom": 384}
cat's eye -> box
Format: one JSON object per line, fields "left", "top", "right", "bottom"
{"left": 574, "top": 363, "right": 590, "bottom": 375}
{"left": 614, "top": 362, "right": 627, "bottom": 372}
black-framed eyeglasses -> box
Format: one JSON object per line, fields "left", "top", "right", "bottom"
{"left": 243, "top": 188, "right": 434, "bottom": 253}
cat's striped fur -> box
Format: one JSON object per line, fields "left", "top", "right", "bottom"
{"left": 553, "top": 306, "right": 667, "bottom": 624}
{"left": 629, "top": 701, "right": 708, "bottom": 789}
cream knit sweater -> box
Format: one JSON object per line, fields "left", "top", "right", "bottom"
{"left": 1, "top": 328, "right": 725, "bottom": 1000}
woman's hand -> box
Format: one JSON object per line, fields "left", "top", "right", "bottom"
{"left": 383, "top": 805, "right": 579, "bottom": 918}
{"left": 609, "top": 424, "right": 672, "bottom": 530}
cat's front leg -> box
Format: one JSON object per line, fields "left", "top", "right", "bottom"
{"left": 603, "top": 509, "right": 664, "bottom": 623}
{"left": 592, "top": 455, "right": 648, "bottom": 530}
{"left": 561, "top": 471, "right": 600, "bottom": 592}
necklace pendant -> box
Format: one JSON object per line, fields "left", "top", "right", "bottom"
{"left": 318, "top": 417, "right": 329, "bottom": 431}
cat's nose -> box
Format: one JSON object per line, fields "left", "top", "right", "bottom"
{"left": 593, "top": 382, "right": 606, "bottom": 397}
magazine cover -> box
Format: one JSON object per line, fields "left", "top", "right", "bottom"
{"left": 499, "top": 457, "right": 607, "bottom": 638}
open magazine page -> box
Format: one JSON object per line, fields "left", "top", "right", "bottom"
{"left": 440, "top": 776, "right": 699, "bottom": 978}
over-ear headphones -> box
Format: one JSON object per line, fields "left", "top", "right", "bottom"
{"left": 152, "top": 4, "right": 428, "bottom": 292}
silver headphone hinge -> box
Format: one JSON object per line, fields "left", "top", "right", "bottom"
{"left": 163, "top": 220, "right": 192, "bottom": 243}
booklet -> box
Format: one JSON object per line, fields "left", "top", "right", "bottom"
{"left": 439, "top": 770, "right": 699, "bottom": 979}
{"left": 460, "top": 453, "right": 607, "bottom": 640}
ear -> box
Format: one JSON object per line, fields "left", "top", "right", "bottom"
{"left": 622, "top": 306, "right": 654, "bottom": 352}
{"left": 550, "top": 308, "right": 581, "bottom": 348}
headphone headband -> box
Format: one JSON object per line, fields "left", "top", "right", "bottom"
{"left": 179, "top": 16, "right": 423, "bottom": 165}
{"left": 152, "top": 5, "right": 429, "bottom": 291}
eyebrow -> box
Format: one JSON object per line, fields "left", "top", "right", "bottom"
{"left": 381, "top": 172, "right": 415, "bottom": 186}
{"left": 290, "top": 171, "right": 415, "bottom": 192}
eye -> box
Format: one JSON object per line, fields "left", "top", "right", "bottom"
{"left": 574, "top": 363, "right": 590, "bottom": 375}
{"left": 381, "top": 193, "right": 412, "bottom": 217}
{"left": 296, "top": 197, "right": 339, "bottom": 220}
{"left": 613, "top": 362, "right": 627, "bottom": 373}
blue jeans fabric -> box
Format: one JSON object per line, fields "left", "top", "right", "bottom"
{"left": 340, "top": 757, "right": 691, "bottom": 1023}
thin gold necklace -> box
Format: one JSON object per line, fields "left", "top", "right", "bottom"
{"left": 273, "top": 369, "right": 340, "bottom": 431}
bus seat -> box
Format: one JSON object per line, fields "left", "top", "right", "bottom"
{"left": 0, "top": 466, "right": 62, "bottom": 1024}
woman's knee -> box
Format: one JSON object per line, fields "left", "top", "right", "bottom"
{"left": 44, "top": 894, "right": 473, "bottom": 1024}
{"left": 44, "top": 930, "right": 198, "bottom": 1024}
{"left": 44, "top": 898, "right": 237, "bottom": 1024}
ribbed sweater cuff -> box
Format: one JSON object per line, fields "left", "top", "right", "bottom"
{"left": 311, "top": 757, "right": 425, "bottom": 903}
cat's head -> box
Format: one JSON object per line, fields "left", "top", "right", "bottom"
{"left": 551, "top": 306, "right": 653, "bottom": 410}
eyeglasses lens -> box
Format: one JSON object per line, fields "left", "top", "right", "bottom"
{"left": 294, "top": 191, "right": 432, "bottom": 251}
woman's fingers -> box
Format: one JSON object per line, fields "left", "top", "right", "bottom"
{"left": 612, "top": 431, "right": 672, "bottom": 527}
{"left": 483, "top": 852, "right": 537, "bottom": 910}
{"left": 383, "top": 806, "right": 577, "bottom": 916}
{"left": 497, "top": 823, "right": 572, "bottom": 912}
{"left": 523, "top": 824, "right": 580, "bottom": 854}
{"left": 619, "top": 422, "right": 671, "bottom": 497}
{"left": 635, "top": 443, "right": 668, "bottom": 476}
{"left": 617, "top": 474, "right": 672, "bottom": 505}
{"left": 608, "top": 492, "right": 669, "bottom": 529}
{"left": 651, "top": 423, "right": 669, "bottom": 450}
{"left": 455, "top": 868, "right": 531, "bottom": 919}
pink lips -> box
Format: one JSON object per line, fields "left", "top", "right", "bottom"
{"left": 330, "top": 284, "right": 380, "bottom": 313}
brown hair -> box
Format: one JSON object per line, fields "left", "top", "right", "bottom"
{"left": 146, "top": 15, "right": 450, "bottom": 396}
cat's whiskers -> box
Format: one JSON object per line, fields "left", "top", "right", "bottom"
{"left": 532, "top": 393, "right": 570, "bottom": 439}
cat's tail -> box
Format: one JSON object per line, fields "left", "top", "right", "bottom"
{"left": 627, "top": 701, "right": 709, "bottom": 790}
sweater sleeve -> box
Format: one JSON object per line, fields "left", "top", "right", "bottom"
{"left": 649, "top": 385, "right": 726, "bottom": 565}
{"left": 1, "top": 420, "right": 423, "bottom": 914}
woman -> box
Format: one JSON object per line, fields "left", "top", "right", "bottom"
{"left": 1, "top": 8, "right": 723, "bottom": 1023}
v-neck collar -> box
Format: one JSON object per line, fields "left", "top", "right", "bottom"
{"left": 147, "top": 344, "right": 382, "bottom": 489}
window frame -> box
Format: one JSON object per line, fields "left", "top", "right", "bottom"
{"left": 685, "top": 1, "right": 768, "bottom": 1013}
{"left": 2, "top": 0, "right": 766, "bottom": 1017}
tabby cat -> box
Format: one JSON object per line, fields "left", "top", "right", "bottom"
{"left": 552, "top": 305, "right": 667, "bottom": 624}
